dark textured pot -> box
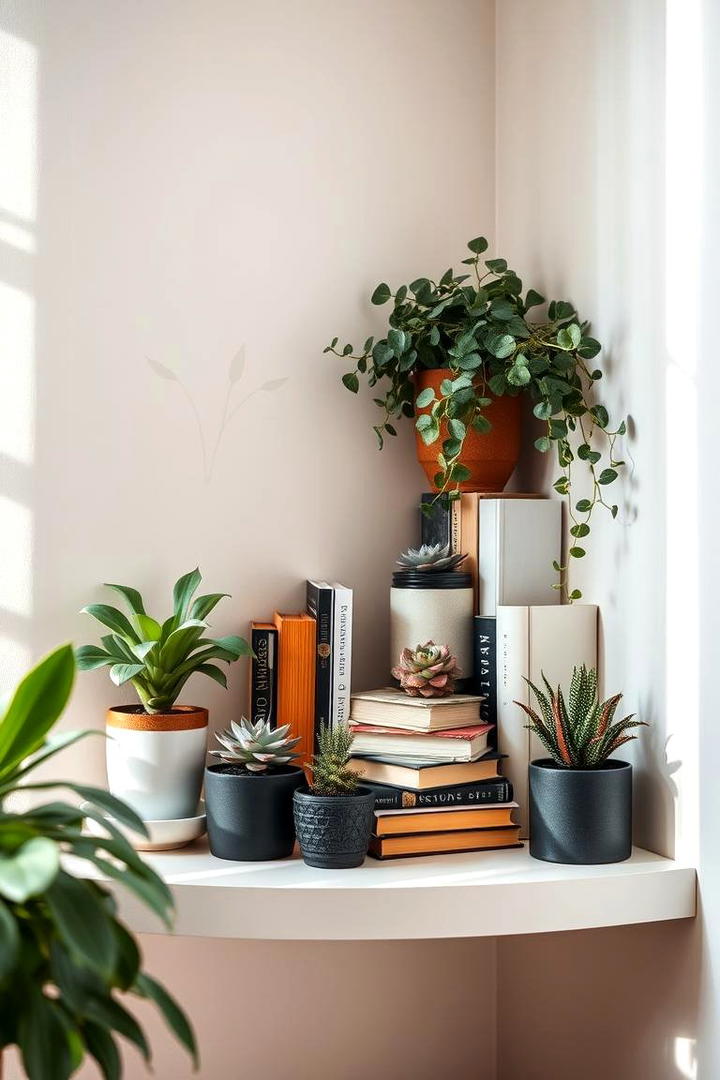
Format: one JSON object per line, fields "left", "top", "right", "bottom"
{"left": 205, "top": 764, "right": 305, "bottom": 861}
{"left": 529, "top": 759, "right": 632, "bottom": 865}
{"left": 293, "top": 787, "right": 375, "bottom": 869}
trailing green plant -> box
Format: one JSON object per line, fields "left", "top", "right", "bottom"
{"left": 0, "top": 645, "right": 197, "bottom": 1079}
{"left": 209, "top": 717, "right": 301, "bottom": 773}
{"left": 309, "top": 725, "right": 361, "bottom": 796}
{"left": 516, "top": 664, "right": 646, "bottom": 768}
{"left": 76, "top": 568, "right": 252, "bottom": 713}
{"left": 325, "top": 234, "right": 627, "bottom": 601}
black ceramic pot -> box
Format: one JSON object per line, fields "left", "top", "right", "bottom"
{"left": 293, "top": 787, "right": 375, "bottom": 869}
{"left": 205, "top": 764, "right": 305, "bottom": 861}
{"left": 529, "top": 759, "right": 632, "bottom": 865}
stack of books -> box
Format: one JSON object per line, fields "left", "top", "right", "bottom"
{"left": 422, "top": 493, "right": 598, "bottom": 835}
{"left": 348, "top": 689, "right": 519, "bottom": 859}
{"left": 248, "top": 581, "right": 353, "bottom": 768}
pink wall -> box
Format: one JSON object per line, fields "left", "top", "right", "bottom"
{"left": 0, "top": 0, "right": 498, "bottom": 1077}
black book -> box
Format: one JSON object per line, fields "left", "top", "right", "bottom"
{"left": 473, "top": 616, "right": 497, "bottom": 744}
{"left": 362, "top": 777, "right": 512, "bottom": 811}
{"left": 419, "top": 491, "right": 452, "bottom": 549}
{"left": 306, "top": 580, "right": 334, "bottom": 741}
{"left": 249, "top": 623, "right": 278, "bottom": 728}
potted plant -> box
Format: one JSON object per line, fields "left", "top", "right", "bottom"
{"left": 293, "top": 725, "right": 375, "bottom": 869}
{"left": 0, "top": 645, "right": 197, "bottom": 1078}
{"left": 77, "top": 568, "right": 252, "bottom": 822}
{"left": 325, "top": 234, "right": 627, "bottom": 601}
{"left": 517, "top": 665, "right": 646, "bottom": 864}
{"left": 205, "top": 717, "right": 305, "bottom": 861}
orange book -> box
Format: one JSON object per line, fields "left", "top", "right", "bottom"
{"left": 369, "top": 825, "right": 522, "bottom": 859}
{"left": 374, "top": 803, "right": 517, "bottom": 837}
{"left": 273, "top": 612, "right": 316, "bottom": 777}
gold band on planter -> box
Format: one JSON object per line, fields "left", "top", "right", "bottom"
{"left": 106, "top": 705, "right": 208, "bottom": 731}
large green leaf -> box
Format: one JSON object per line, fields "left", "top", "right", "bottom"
{"left": 159, "top": 620, "right": 207, "bottom": 670}
{"left": 189, "top": 592, "right": 229, "bottom": 621}
{"left": 81, "top": 604, "right": 140, "bottom": 644}
{"left": 172, "top": 568, "right": 202, "bottom": 624}
{"left": 135, "top": 972, "right": 198, "bottom": 1067}
{"left": 103, "top": 584, "right": 146, "bottom": 616}
{"left": 195, "top": 663, "right": 227, "bottom": 688}
{"left": 85, "top": 995, "right": 151, "bottom": 1063}
{"left": 0, "top": 836, "right": 60, "bottom": 902}
{"left": 109, "top": 663, "right": 144, "bottom": 687}
{"left": 45, "top": 870, "right": 117, "bottom": 978}
{"left": 0, "top": 896, "right": 19, "bottom": 977}
{"left": 84, "top": 1021, "right": 121, "bottom": 1080}
{"left": 112, "top": 919, "right": 141, "bottom": 990}
{"left": 0, "top": 730, "right": 97, "bottom": 792}
{"left": 0, "top": 645, "right": 75, "bottom": 774}
{"left": 18, "top": 987, "right": 74, "bottom": 1080}
{"left": 75, "top": 646, "right": 114, "bottom": 671}
{"left": 136, "top": 614, "right": 162, "bottom": 640}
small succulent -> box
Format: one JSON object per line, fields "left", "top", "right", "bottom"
{"left": 392, "top": 640, "right": 461, "bottom": 697}
{"left": 517, "top": 665, "right": 647, "bottom": 768}
{"left": 210, "top": 717, "right": 301, "bottom": 773}
{"left": 396, "top": 543, "right": 467, "bottom": 572}
{"left": 310, "top": 724, "right": 361, "bottom": 796}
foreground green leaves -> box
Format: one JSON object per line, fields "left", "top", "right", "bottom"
{"left": 0, "top": 646, "right": 198, "bottom": 1078}
{"left": 325, "top": 233, "right": 628, "bottom": 602}
{"left": 77, "top": 569, "right": 253, "bottom": 713}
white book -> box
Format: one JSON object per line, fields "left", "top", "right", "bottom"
{"left": 496, "top": 604, "right": 598, "bottom": 836}
{"left": 477, "top": 499, "right": 562, "bottom": 616}
{"left": 331, "top": 583, "right": 353, "bottom": 728}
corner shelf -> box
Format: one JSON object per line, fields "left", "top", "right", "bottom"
{"left": 87, "top": 842, "right": 696, "bottom": 940}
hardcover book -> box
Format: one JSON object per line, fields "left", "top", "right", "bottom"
{"left": 349, "top": 753, "right": 504, "bottom": 790}
{"left": 306, "top": 580, "right": 334, "bottom": 739}
{"left": 331, "top": 583, "right": 353, "bottom": 727}
{"left": 350, "top": 688, "right": 483, "bottom": 732}
{"left": 472, "top": 616, "right": 497, "bottom": 737}
{"left": 249, "top": 622, "right": 278, "bottom": 728}
{"left": 362, "top": 776, "right": 513, "bottom": 810}
{"left": 497, "top": 604, "right": 598, "bottom": 836}
{"left": 273, "top": 611, "right": 316, "bottom": 770}
{"left": 477, "top": 499, "right": 562, "bottom": 616}
{"left": 373, "top": 802, "right": 519, "bottom": 836}
{"left": 368, "top": 824, "right": 522, "bottom": 859}
{"left": 348, "top": 722, "right": 492, "bottom": 762}
{"left": 420, "top": 492, "right": 542, "bottom": 608}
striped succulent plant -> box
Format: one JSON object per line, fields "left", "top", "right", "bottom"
{"left": 76, "top": 568, "right": 252, "bottom": 713}
{"left": 516, "top": 665, "right": 646, "bottom": 768}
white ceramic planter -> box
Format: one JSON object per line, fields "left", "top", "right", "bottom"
{"left": 390, "top": 577, "right": 474, "bottom": 678}
{"left": 106, "top": 705, "right": 208, "bottom": 821}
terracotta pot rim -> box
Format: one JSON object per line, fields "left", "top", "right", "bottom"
{"left": 107, "top": 705, "right": 208, "bottom": 731}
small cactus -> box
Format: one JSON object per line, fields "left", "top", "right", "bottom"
{"left": 392, "top": 641, "right": 461, "bottom": 698}
{"left": 309, "top": 725, "right": 361, "bottom": 796}
{"left": 209, "top": 717, "right": 301, "bottom": 773}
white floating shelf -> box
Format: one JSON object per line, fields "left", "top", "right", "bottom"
{"left": 90, "top": 843, "right": 696, "bottom": 941}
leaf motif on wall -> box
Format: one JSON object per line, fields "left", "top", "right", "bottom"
{"left": 147, "top": 357, "right": 178, "bottom": 382}
{"left": 260, "top": 378, "right": 288, "bottom": 392}
{"left": 229, "top": 346, "right": 246, "bottom": 385}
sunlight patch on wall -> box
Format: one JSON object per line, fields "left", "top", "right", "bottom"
{"left": 0, "top": 494, "right": 32, "bottom": 617}
{"left": 0, "top": 27, "right": 38, "bottom": 223}
{"left": 0, "top": 282, "right": 35, "bottom": 464}
{"left": 665, "top": 0, "right": 701, "bottom": 865}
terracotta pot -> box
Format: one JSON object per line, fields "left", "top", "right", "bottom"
{"left": 106, "top": 705, "right": 208, "bottom": 821}
{"left": 413, "top": 368, "right": 522, "bottom": 492}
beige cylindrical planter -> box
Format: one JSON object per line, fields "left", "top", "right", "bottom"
{"left": 390, "top": 570, "right": 474, "bottom": 681}
{"left": 106, "top": 705, "right": 208, "bottom": 821}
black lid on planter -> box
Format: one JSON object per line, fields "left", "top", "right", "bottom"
{"left": 391, "top": 570, "right": 473, "bottom": 590}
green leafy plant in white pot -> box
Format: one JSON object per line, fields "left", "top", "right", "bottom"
{"left": 0, "top": 645, "right": 197, "bottom": 1078}
{"left": 77, "top": 568, "right": 252, "bottom": 822}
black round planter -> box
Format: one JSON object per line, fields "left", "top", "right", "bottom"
{"left": 293, "top": 786, "right": 375, "bottom": 869}
{"left": 529, "top": 759, "right": 632, "bottom": 865}
{"left": 205, "top": 764, "right": 305, "bottom": 861}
